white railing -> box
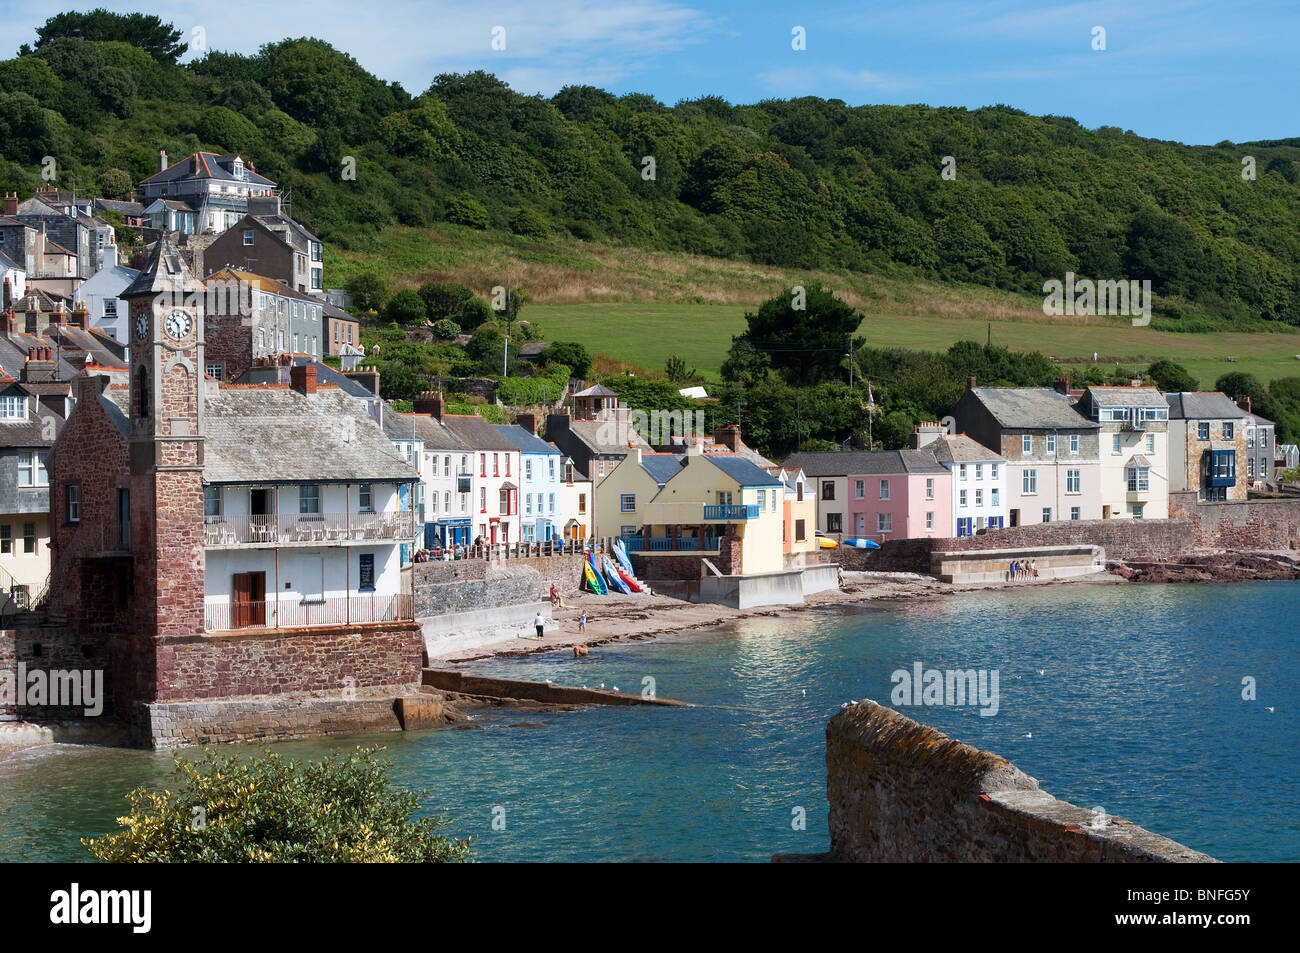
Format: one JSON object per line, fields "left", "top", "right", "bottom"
{"left": 203, "top": 511, "right": 415, "bottom": 546}
{"left": 204, "top": 592, "right": 413, "bottom": 631}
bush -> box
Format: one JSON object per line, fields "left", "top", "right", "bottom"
{"left": 384, "top": 288, "right": 427, "bottom": 325}
{"left": 83, "top": 745, "right": 470, "bottom": 863}
{"left": 446, "top": 193, "right": 490, "bottom": 229}
{"left": 430, "top": 318, "right": 461, "bottom": 339}
{"left": 346, "top": 271, "right": 388, "bottom": 312}
{"left": 539, "top": 341, "right": 591, "bottom": 378}
{"left": 510, "top": 207, "right": 549, "bottom": 238}
{"left": 96, "top": 167, "right": 132, "bottom": 199}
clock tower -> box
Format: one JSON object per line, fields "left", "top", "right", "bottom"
{"left": 121, "top": 239, "right": 207, "bottom": 648}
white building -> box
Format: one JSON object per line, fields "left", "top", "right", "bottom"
{"left": 913, "top": 425, "right": 1009, "bottom": 535}
{"left": 384, "top": 395, "right": 475, "bottom": 551}
{"left": 1076, "top": 386, "right": 1169, "bottom": 519}
{"left": 75, "top": 254, "right": 139, "bottom": 344}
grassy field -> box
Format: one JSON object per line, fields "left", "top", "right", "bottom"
{"left": 332, "top": 224, "right": 1300, "bottom": 388}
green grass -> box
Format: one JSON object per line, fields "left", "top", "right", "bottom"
{"left": 334, "top": 224, "right": 1300, "bottom": 389}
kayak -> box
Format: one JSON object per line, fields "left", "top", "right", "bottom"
{"left": 582, "top": 558, "right": 607, "bottom": 595}
{"left": 612, "top": 538, "right": 636, "bottom": 575}
{"left": 618, "top": 568, "right": 643, "bottom": 593}
{"left": 843, "top": 538, "right": 881, "bottom": 550}
{"left": 602, "top": 554, "right": 632, "bottom": 594}
{"left": 817, "top": 536, "right": 839, "bottom": 549}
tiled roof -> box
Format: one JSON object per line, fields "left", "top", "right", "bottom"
{"left": 1083, "top": 386, "right": 1166, "bottom": 407}
{"left": 704, "top": 453, "right": 784, "bottom": 487}
{"left": 781, "top": 449, "right": 949, "bottom": 476}
{"left": 204, "top": 387, "right": 417, "bottom": 484}
{"left": 495, "top": 423, "right": 561, "bottom": 455}
{"left": 926, "top": 434, "right": 1004, "bottom": 464}
{"left": 969, "top": 387, "right": 1097, "bottom": 430}
{"left": 442, "top": 414, "right": 517, "bottom": 450}
{"left": 383, "top": 411, "right": 471, "bottom": 452}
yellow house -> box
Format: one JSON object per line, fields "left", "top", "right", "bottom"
{"left": 597, "top": 444, "right": 785, "bottom": 575}
{"left": 766, "top": 466, "right": 819, "bottom": 566}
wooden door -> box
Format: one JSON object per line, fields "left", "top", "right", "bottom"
{"left": 232, "top": 571, "right": 266, "bottom": 628}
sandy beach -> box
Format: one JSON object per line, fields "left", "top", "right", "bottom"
{"left": 430, "top": 569, "right": 1120, "bottom": 664}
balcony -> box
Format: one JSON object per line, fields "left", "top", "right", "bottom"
{"left": 703, "top": 504, "right": 758, "bottom": 520}
{"left": 203, "top": 511, "right": 415, "bottom": 547}
{"left": 204, "top": 592, "right": 413, "bottom": 631}
{"left": 622, "top": 536, "right": 720, "bottom": 552}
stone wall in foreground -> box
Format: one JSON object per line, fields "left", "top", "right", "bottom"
{"left": 822, "top": 700, "right": 1216, "bottom": 863}
{"left": 1169, "top": 492, "right": 1300, "bottom": 551}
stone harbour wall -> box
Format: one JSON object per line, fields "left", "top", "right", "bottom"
{"left": 822, "top": 700, "right": 1216, "bottom": 862}
{"left": 1169, "top": 492, "right": 1300, "bottom": 550}
{"left": 0, "top": 626, "right": 111, "bottom": 720}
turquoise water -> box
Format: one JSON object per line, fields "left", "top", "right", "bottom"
{"left": 2, "top": 582, "right": 1296, "bottom": 862}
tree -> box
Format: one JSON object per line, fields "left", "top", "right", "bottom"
{"left": 539, "top": 342, "right": 591, "bottom": 378}
{"left": 727, "top": 286, "right": 862, "bottom": 386}
{"left": 32, "top": 9, "right": 187, "bottom": 64}
{"left": 445, "top": 193, "right": 490, "bottom": 229}
{"left": 1215, "top": 371, "right": 1279, "bottom": 423}
{"left": 467, "top": 322, "right": 517, "bottom": 374}
{"left": 379, "top": 98, "right": 458, "bottom": 161}
{"left": 510, "top": 207, "right": 549, "bottom": 238}
{"left": 665, "top": 354, "right": 697, "bottom": 383}
{"left": 418, "top": 282, "right": 475, "bottom": 319}
{"left": 1147, "top": 358, "right": 1198, "bottom": 393}
{"left": 384, "top": 288, "right": 427, "bottom": 325}
{"left": 96, "top": 167, "right": 132, "bottom": 199}
{"left": 346, "top": 271, "right": 388, "bottom": 312}
{"left": 83, "top": 745, "right": 470, "bottom": 863}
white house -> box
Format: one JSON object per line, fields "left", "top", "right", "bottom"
{"left": 912, "top": 424, "right": 1009, "bottom": 535}
{"left": 1076, "top": 385, "right": 1169, "bottom": 519}
{"left": 441, "top": 411, "right": 521, "bottom": 546}
{"left": 384, "top": 394, "right": 475, "bottom": 551}
{"left": 75, "top": 253, "right": 139, "bottom": 344}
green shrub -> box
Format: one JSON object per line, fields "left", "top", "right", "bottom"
{"left": 384, "top": 288, "right": 427, "bottom": 325}
{"left": 446, "top": 193, "right": 490, "bottom": 229}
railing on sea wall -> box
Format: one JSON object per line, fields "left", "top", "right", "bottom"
{"left": 204, "top": 592, "right": 413, "bottom": 631}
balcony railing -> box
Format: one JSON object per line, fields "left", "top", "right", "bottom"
{"left": 203, "top": 511, "right": 415, "bottom": 547}
{"left": 702, "top": 504, "right": 758, "bottom": 520}
{"left": 204, "top": 592, "right": 413, "bottom": 631}
{"left": 622, "top": 536, "right": 719, "bottom": 552}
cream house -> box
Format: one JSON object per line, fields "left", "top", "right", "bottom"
{"left": 1077, "top": 385, "right": 1169, "bottom": 519}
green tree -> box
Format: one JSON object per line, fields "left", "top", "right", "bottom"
{"left": 727, "top": 286, "right": 862, "bottom": 386}
{"left": 32, "top": 9, "right": 187, "bottom": 64}
{"left": 1147, "top": 358, "right": 1198, "bottom": 392}
{"left": 664, "top": 354, "right": 696, "bottom": 383}
{"left": 384, "top": 288, "right": 427, "bottom": 325}
{"left": 539, "top": 341, "right": 591, "bottom": 378}
{"left": 446, "top": 193, "right": 490, "bottom": 229}
{"left": 430, "top": 318, "right": 461, "bottom": 339}
{"left": 96, "top": 167, "right": 132, "bottom": 199}
{"left": 510, "top": 207, "right": 549, "bottom": 238}
{"left": 346, "top": 271, "right": 388, "bottom": 312}
{"left": 83, "top": 746, "right": 469, "bottom": 862}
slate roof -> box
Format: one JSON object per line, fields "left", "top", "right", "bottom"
{"left": 926, "top": 434, "right": 1005, "bottom": 465}
{"left": 383, "top": 412, "right": 471, "bottom": 452}
{"left": 495, "top": 424, "right": 561, "bottom": 455}
{"left": 640, "top": 453, "right": 686, "bottom": 484}
{"left": 1082, "top": 386, "right": 1166, "bottom": 407}
{"left": 141, "top": 152, "right": 276, "bottom": 188}
{"left": 204, "top": 387, "right": 417, "bottom": 485}
{"left": 574, "top": 384, "right": 618, "bottom": 398}
{"left": 781, "top": 449, "right": 949, "bottom": 476}
{"left": 94, "top": 198, "right": 145, "bottom": 217}
{"left": 565, "top": 418, "right": 651, "bottom": 454}
{"left": 442, "top": 414, "right": 516, "bottom": 450}
{"left": 0, "top": 384, "right": 63, "bottom": 448}
{"left": 704, "top": 453, "right": 784, "bottom": 487}
{"left": 0, "top": 250, "right": 23, "bottom": 273}
{"left": 969, "top": 387, "right": 1097, "bottom": 430}
{"left": 122, "top": 239, "right": 204, "bottom": 297}
{"left": 1166, "top": 391, "right": 1248, "bottom": 420}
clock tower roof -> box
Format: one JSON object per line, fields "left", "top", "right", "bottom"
{"left": 122, "top": 237, "right": 205, "bottom": 299}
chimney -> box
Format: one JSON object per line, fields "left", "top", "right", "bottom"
{"left": 0, "top": 307, "right": 12, "bottom": 334}
{"left": 516, "top": 412, "right": 537, "bottom": 434}
{"left": 289, "top": 363, "right": 317, "bottom": 395}
{"left": 910, "top": 421, "right": 945, "bottom": 449}
{"left": 1237, "top": 396, "right": 1252, "bottom": 414}
{"left": 49, "top": 303, "right": 66, "bottom": 327}
{"left": 158, "top": 150, "right": 168, "bottom": 173}
{"left": 22, "top": 345, "right": 56, "bottom": 383}
{"left": 1054, "top": 377, "right": 1070, "bottom": 395}
{"left": 412, "top": 390, "right": 444, "bottom": 420}
{"left": 71, "top": 300, "right": 89, "bottom": 329}
{"left": 714, "top": 422, "right": 742, "bottom": 452}
{"left": 2, "top": 277, "right": 9, "bottom": 309}
{"left": 967, "top": 376, "right": 977, "bottom": 391}
{"left": 247, "top": 195, "right": 282, "bottom": 217}
{"left": 344, "top": 365, "right": 380, "bottom": 396}
{"left": 2, "top": 192, "right": 15, "bottom": 216}
{"left": 190, "top": 153, "right": 200, "bottom": 174}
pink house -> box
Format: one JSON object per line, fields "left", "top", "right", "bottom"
{"left": 781, "top": 450, "right": 954, "bottom": 541}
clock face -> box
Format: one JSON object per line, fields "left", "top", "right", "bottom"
{"left": 135, "top": 314, "right": 149, "bottom": 341}
{"left": 164, "top": 309, "right": 192, "bottom": 341}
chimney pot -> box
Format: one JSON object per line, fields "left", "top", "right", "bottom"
{"left": 968, "top": 376, "right": 977, "bottom": 390}
{"left": 289, "top": 363, "right": 317, "bottom": 396}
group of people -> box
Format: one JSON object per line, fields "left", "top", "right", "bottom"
{"left": 1009, "top": 559, "right": 1039, "bottom": 580}
{"left": 412, "top": 542, "right": 476, "bottom": 562}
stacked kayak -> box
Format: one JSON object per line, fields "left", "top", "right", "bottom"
{"left": 611, "top": 539, "right": 644, "bottom": 592}
{"left": 582, "top": 549, "right": 608, "bottom": 594}
{"left": 602, "top": 553, "right": 632, "bottom": 594}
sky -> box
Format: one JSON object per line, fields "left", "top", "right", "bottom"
{"left": 1, "top": 0, "right": 1296, "bottom": 145}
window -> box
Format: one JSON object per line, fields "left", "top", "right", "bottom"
{"left": 66, "top": 483, "right": 80, "bottom": 523}
{"left": 565, "top": 462, "right": 574, "bottom": 483}
{"left": 991, "top": 488, "right": 999, "bottom": 505}
{"left": 1112, "top": 433, "right": 1122, "bottom": 454}
{"left": 311, "top": 268, "right": 322, "bottom": 290}
{"left": 17, "top": 451, "right": 47, "bottom": 487}
{"left": 480, "top": 454, "right": 486, "bottom": 477}
{"left": 444, "top": 456, "right": 451, "bottom": 478}
{"left": 493, "top": 454, "right": 499, "bottom": 476}
{"left": 0, "top": 525, "right": 9, "bottom": 554}
{"left": 975, "top": 489, "right": 983, "bottom": 506}
{"left": 243, "top": 229, "right": 254, "bottom": 246}
{"left": 0, "top": 395, "right": 25, "bottom": 419}
{"left": 1248, "top": 431, "right": 1254, "bottom": 449}
{"left": 620, "top": 494, "right": 636, "bottom": 513}
{"left": 716, "top": 491, "right": 732, "bottom": 506}
{"left": 1046, "top": 434, "right": 1056, "bottom": 454}
{"left": 445, "top": 491, "right": 451, "bottom": 511}
{"left": 1198, "top": 422, "right": 1210, "bottom": 440}
{"left": 1042, "top": 507, "right": 1051, "bottom": 523}
{"left": 991, "top": 464, "right": 999, "bottom": 479}
{"left": 548, "top": 458, "right": 556, "bottom": 480}
{"left": 480, "top": 488, "right": 487, "bottom": 512}
{"left": 206, "top": 362, "right": 224, "bottom": 379}
{"left": 204, "top": 486, "right": 220, "bottom": 517}
{"left": 430, "top": 491, "right": 438, "bottom": 514}
{"left": 925, "top": 478, "right": 934, "bottom": 499}
{"left": 879, "top": 479, "right": 890, "bottom": 501}
{"left": 598, "top": 460, "right": 607, "bottom": 478}
{"left": 876, "top": 512, "right": 892, "bottom": 533}
{"left": 1127, "top": 466, "right": 1150, "bottom": 492}
{"left": 1146, "top": 433, "right": 1155, "bottom": 453}
{"left": 959, "top": 464, "right": 967, "bottom": 480}
{"left": 1071, "top": 507, "right": 1080, "bottom": 520}
{"left": 258, "top": 329, "right": 266, "bottom": 349}
{"left": 758, "top": 491, "right": 766, "bottom": 513}
{"left": 525, "top": 494, "right": 532, "bottom": 515}
{"left": 358, "top": 553, "right": 375, "bottom": 591}
{"left": 1248, "top": 457, "right": 1255, "bottom": 479}
{"left": 1131, "top": 504, "right": 1144, "bottom": 519}
{"left": 1069, "top": 434, "right": 1079, "bottom": 454}
{"left": 299, "top": 484, "right": 320, "bottom": 514}
{"left": 826, "top": 513, "right": 842, "bottom": 533}
{"left": 854, "top": 479, "right": 865, "bottom": 499}
{"left": 359, "top": 484, "right": 373, "bottom": 512}
{"left": 578, "top": 493, "right": 587, "bottom": 515}
{"left": 1022, "top": 469, "right": 1037, "bottom": 494}
{"left": 505, "top": 456, "right": 510, "bottom": 476}
{"left": 822, "top": 481, "right": 835, "bottom": 501}
{"left": 925, "top": 511, "right": 934, "bottom": 531}
{"left": 1066, "top": 468, "right": 1081, "bottom": 494}
{"left": 959, "top": 489, "right": 967, "bottom": 507}
{"left": 549, "top": 493, "right": 555, "bottom": 514}
{"left": 1223, "top": 422, "right": 1234, "bottom": 440}
{"left": 525, "top": 459, "right": 533, "bottom": 480}
{"left": 104, "top": 300, "right": 117, "bottom": 318}
{"left": 22, "top": 522, "right": 34, "bottom": 553}
{"left": 1022, "top": 434, "right": 1032, "bottom": 454}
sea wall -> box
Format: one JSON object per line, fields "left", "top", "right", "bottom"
{"left": 1, "top": 627, "right": 111, "bottom": 720}
{"left": 413, "top": 555, "right": 584, "bottom": 617}
{"left": 821, "top": 700, "right": 1216, "bottom": 862}
{"left": 1169, "top": 492, "right": 1300, "bottom": 550}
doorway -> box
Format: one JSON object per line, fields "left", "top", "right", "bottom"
{"left": 232, "top": 571, "right": 266, "bottom": 628}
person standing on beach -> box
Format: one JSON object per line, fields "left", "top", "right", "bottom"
{"left": 535, "top": 611, "right": 545, "bottom": 640}
{"left": 578, "top": 611, "right": 587, "bottom": 633}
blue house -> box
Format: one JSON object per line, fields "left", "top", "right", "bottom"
{"left": 496, "top": 423, "right": 562, "bottom": 541}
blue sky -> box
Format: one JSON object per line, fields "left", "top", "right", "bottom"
{"left": 2, "top": 0, "right": 1295, "bottom": 144}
